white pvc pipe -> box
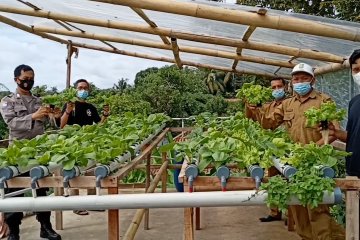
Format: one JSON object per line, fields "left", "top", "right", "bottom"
{"left": 0, "top": 189, "right": 341, "bottom": 212}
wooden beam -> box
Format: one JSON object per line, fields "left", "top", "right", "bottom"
{"left": 4, "top": 176, "right": 118, "bottom": 188}
{"left": 33, "top": 26, "right": 295, "bottom": 68}
{"left": 91, "top": 0, "right": 360, "bottom": 42}
{"left": 171, "top": 37, "right": 182, "bottom": 68}
{"left": 130, "top": 7, "right": 170, "bottom": 45}
{"left": 108, "top": 187, "right": 119, "bottom": 240}
{"left": 0, "top": 5, "right": 345, "bottom": 63}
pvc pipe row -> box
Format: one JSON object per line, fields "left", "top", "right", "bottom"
{"left": 0, "top": 188, "right": 342, "bottom": 212}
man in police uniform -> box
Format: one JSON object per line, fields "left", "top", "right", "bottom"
{"left": 0, "top": 65, "right": 61, "bottom": 240}
{"left": 249, "top": 63, "right": 344, "bottom": 239}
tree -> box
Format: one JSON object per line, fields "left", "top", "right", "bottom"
{"left": 236, "top": 0, "right": 360, "bottom": 21}
{"left": 113, "top": 78, "right": 131, "bottom": 92}
{"left": 134, "top": 65, "right": 229, "bottom": 117}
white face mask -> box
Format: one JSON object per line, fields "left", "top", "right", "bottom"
{"left": 353, "top": 73, "right": 360, "bottom": 86}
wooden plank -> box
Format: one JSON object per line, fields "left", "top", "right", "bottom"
{"left": 335, "top": 178, "right": 360, "bottom": 190}
{"left": 346, "top": 176, "right": 359, "bottom": 240}
{"left": 108, "top": 187, "right": 120, "bottom": 240}
{"left": 178, "top": 160, "right": 189, "bottom": 183}
{"left": 186, "top": 176, "right": 258, "bottom": 191}
{"left": 5, "top": 176, "right": 118, "bottom": 188}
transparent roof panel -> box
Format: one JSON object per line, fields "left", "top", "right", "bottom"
{"left": 1, "top": 0, "right": 359, "bottom": 76}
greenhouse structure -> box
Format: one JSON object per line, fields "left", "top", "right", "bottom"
{"left": 0, "top": 0, "right": 360, "bottom": 239}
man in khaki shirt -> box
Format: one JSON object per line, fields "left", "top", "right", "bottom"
{"left": 249, "top": 63, "right": 344, "bottom": 240}
{"left": 245, "top": 78, "right": 287, "bottom": 222}
{"left": 0, "top": 65, "right": 61, "bottom": 240}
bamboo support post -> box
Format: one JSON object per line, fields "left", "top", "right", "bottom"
{"left": 0, "top": 5, "right": 345, "bottom": 63}
{"left": 91, "top": 0, "right": 360, "bottom": 42}
{"left": 123, "top": 161, "right": 169, "bottom": 240}
{"left": 108, "top": 187, "right": 120, "bottom": 240}
{"left": 33, "top": 26, "right": 295, "bottom": 68}
{"left": 66, "top": 41, "right": 72, "bottom": 88}
{"left": 346, "top": 176, "right": 359, "bottom": 240}
{"left": 144, "top": 147, "right": 151, "bottom": 230}
{"left": 161, "top": 152, "right": 168, "bottom": 193}
{"left": 130, "top": 7, "right": 170, "bottom": 45}
{"left": 171, "top": 38, "right": 182, "bottom": 69}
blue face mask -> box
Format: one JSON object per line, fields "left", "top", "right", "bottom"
{"left": 77, "top": 90, "right": 89, "bottom": 100}
{"left": 293, "top": 82, "right": 312, "bottom": 96}
{"left": 272, "top": 89, "right": 285, "bottom": 100}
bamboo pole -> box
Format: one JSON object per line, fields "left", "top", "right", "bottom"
{"left": 242, "top": 26, "right": 257, "bottom": 41}
{"left": 0, "top": 14, "right": 67, "bottom": 44}
{"left": 130, "top": 7, "right": 171, "bottom": 45}
{"left": 91, "top": 0, "right": 360, "bottom": 42}
{"left": 171, "top": 38, "right": 182, "bottom": 69}
{"left": 314, "top": 60, "right": 350, "bottom": 76}
{"left": 0, "top": 5, "right": 344, "bottom": 63}
{"left": 123, "top": 161, "right": 169, "bottom": 240}
{"left": 70, "top": 41, "right": 292, "bottom": 79}
{"left": 33, "top": 26, "right": 295, "bottom": 68}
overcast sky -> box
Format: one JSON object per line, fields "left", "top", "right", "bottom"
{"left": 0, "top": 23, "right": 167, "bottom": 92}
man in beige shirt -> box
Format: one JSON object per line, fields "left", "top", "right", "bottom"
{"left": 245, "top": 78, "right": 287, "bottom": 222}
{"left": 248, "top": 63, "right": 344, "bottom": 240}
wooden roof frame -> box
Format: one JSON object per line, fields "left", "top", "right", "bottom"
{"left": 0, "top": 0, "right": 357, "bottom": 79}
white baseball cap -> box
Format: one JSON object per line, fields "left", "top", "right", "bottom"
{"left": 291, "top": 63, "right": 314, "bottom": 77}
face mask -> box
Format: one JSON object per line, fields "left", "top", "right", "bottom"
{"left": 77, "top": 90, "right": 89, "bottom": 100}
{"left": 16, "top": 79, "right": 34, "bottom": 91}
{"left": 293, "top": 82, "right": 312, "bottom": 96}
{"left": 353, "top": 73, "right": 360, "bottom": 86}
{"left": 272, "top": 88, "right": 285, "bottom": 100}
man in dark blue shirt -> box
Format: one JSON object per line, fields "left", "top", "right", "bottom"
{"left": 328, "top": 49, "right": 360, "bottom": 176}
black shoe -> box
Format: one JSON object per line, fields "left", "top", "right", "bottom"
{"left": 40, "top": 224, "right": 61, "bottom": 240}
{"left": 259, "top": 215, "right": 282, "bottom": 222}
{"left": 7, "top": 234, "right": 20, "bottom": 240}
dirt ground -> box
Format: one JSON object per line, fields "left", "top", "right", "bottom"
{"left": 18, "top": 205, "right": 300, "bottom": 240}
